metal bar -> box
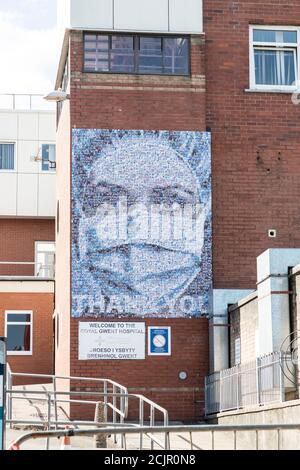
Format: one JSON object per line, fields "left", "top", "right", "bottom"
{"left": 46, "top": 393, "right": 51, "bottom": 450}
{"left": 234, "top": 430, "right": 237, "bottom": 450}
{"left": 277, "top": 429, "right": 281, "bottom": 451}
{"left": 53, "top": 377, "right": 58, "bottom": 430}
{"left": 103, "top": 381, "right": 108, "bottom": 423}
{"left": 256, "top": 430, "right": 258, "bottom": 450}
{"left": 8, "top": 423, "right": 300, "bottom": 450}
{"left": 212, "top": 430, "right": 214, "bottom": 450}
{"left": 139, "top": 397, "right": 144, "bottom": 450}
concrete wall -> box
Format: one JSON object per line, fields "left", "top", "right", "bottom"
{"left": 229, "top": 293, "right": 258, "bottom": 366}
{"left": 209, "top": 401, "right": 300, "bottom": 450}
{"left": 0, "top": 110, "right": 56, "bottom": 217}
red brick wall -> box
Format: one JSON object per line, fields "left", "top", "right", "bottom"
{"left": 54, "top": 31, "right": 209, "bottom": 422}
{"left": 0, "top": 219, "right": 55, "bottom": 276}
{"left": 0, "top": 292, "right": 54, "bottom": 385}
{"left": 69, "top": 32, "right": 206, "bottom": 131}
{"left": 70, "top": 318, "right": 208, "bottom": 422}
{"left": 204, "top": 1, "right": 300, "bottom": 289}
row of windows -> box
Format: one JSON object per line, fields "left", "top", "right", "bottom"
{"left": 84, "top": 34, "right": 189, "bottom": 76}
{"left": 0, "top": 143, "right": 56, "bottom": 172}
{"left": 82, "top": 27, "right": 300, "bottom": 89}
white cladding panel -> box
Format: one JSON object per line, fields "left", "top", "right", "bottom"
{"left": 71, "top": 0, "right": 113, "bottom": 29}
{"left": 18, "top": 113, "right": 39, "bottom": 141}
{"left": 39, "top": 113, "right": 56, "bottom": 141}
{"left": 0, "top": 174, "right": 17, "bottom": 215}
{"left": 38, "top": 174, "right": 56, "bottom": 217}
{"left": 59, "top": 0, "right": 203, "bottom": 33}
{"left": 0, "top": 113, "right": 18, "bottom": 140}
{"left": 169, "top": 0, "right": 203, "bottom": 32}
{"left": 17, "top": 141, "right": 39, "bottom": 174}
{"left": 114, "top": 0, "right": 168, "bottom": 31}
{"left": 17, "top": 173, "right": 38, "bottom": 216}
{"left": 0, "top": 110, "right": 56, "bottom": 218}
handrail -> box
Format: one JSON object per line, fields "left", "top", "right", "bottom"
{"left": 8, "top": 423, "right": 300, "bottom": 451}
{"left": 7, "top": 370, "right": 169, "bottom": 449}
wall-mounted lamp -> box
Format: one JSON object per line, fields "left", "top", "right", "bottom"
{"left": 43, "top": 89, "right": 70, "bottom": 102}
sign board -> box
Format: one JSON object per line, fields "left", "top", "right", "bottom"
{"left": 0, "top": 338, "right": 6, "bottom": 451}
{"left": 148, "top": 327, "right": 171, "bottom": 356}
{"left": 79, "top": 322, "right": 145, "bottom": 360}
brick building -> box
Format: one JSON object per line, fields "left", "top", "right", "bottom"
{"left": 53, "top": 1, "right": 300, "bottom": 421}
{"left": 0, "top": 95, "right": 56, "bottom": 382}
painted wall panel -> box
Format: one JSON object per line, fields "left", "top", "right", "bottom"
{"left": 0, "top": 113, "right": 18, "bottom": 140}
{"left": 17, "top": 141, "right": 39, "bottom": 174}
{"left": 38, "top": 174, "right": 56, "bottom": 217}
{"left": 0, "top": 174, "right": 17, "bottom": 215}
{"left": 38, "top": 113, "right": 56, "bottom": 142}
{"left": 72, "top": 129, "right": 212, "bottom": 318}
{"left": 17, "top": 174, "right": 38, "bottom": 216}
{"left": 71, "top": 0, "right": 113, "bottom": 29}
{"left": 169, "top": 0, "right": 203, "bottom": 32}
{"left": 59, "top": 0, "right": 203, "bottom": 33}
{"left": 18, "top": 113, "right": 39, "bottom": 141}
{"left": 114, "top": 0, "right": 168, "bottom": 31}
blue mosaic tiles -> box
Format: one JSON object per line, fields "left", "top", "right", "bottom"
{"left": 72, "top": 129, "right": 212, "bottom": 318}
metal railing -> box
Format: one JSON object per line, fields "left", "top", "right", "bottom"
{"left": 205, "top": 352, "right": 291, "bottom": 415}
{"left": 6, "top": 369, "right": 169, "bottom": 450}
{"left": 7, "top": 423, "right": 300, "bottom": 450}
{"left": 0, "top": 261, "right": 55, "bottom": 279}
{"left": 0, "top": 94, "right": 55, "bottom": 111}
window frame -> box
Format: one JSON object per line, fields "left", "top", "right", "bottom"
{"left": 249, "top": 25, "right": 300, "bottom": 91}
{"left": 41, "top": 143, "right": 56, "bottom": 173}
{"left": 5, "top": 310, "right": 33, "bottom": 356}
{"left": 0, "top": 141, "right": 16, "bottom": 173}
{"left": 35, "top": 241, "right": 56, "bottom": 278}
{"left": 83, "top": 32, "right": 191, "bottom": 77}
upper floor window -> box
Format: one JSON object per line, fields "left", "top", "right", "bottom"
{"left": 42, "top": 144, "right": 56, "bottom": 171}
{"left": 84, "top": 34, "right": 190, "bottom": 76}
{"left": 5, "top": 311, "right": 32, "bottom": 355}
{"left": 0, "top": 143, "right": 14, "bottom": 170}
{"left": 250, "top": 26, "right": 299, "bottom": 90}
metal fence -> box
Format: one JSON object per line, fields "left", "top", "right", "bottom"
{"left": 8, "top": 423, "right": 300, "bottom": 450}
{"left": 205, "top": 352, "right": 290, "bottom": 415}
{"left": 6, "top": 367, "right": 169, "bottom": 450}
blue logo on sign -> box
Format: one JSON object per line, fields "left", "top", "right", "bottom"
{"left": 149, "top": 328, "right": 170, "bottom": 355}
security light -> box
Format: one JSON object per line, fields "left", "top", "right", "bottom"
{"left": 43, "top": 89, "right": 70, "bottom": 102}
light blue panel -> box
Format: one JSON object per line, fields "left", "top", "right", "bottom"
{"left": 72, "top": 129, "right": 212, "bottom": 318}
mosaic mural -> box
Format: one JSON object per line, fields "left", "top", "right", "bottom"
{"left": 72, "top": 129, "right": 212, "bottom": 318}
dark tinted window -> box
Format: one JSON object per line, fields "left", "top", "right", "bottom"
{"left": 84, "top": 34, "right": 189, "bottom": 76}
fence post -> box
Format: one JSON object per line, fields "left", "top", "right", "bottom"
{"left": 236, "top": 366, "right": 240, "bottom": 410}
{"left": 94, "top": 402, "right": 107, "bottom": 449}
{"left": 279, "top": 352, "right": 285, "bottom": 403}
{"left": 256, "top": 357, "right": 261, "bottom": 406}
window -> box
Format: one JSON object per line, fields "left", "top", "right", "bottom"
{"left": 0, "top": 143, "right": 15, "bottom": 170}
{"left": 42, "top": 144, "right": 56, "bottom": 171}
{"left": 84, "top": 34, "right": 189, "bottom": 76}
{"left": 5, "top": 311, "right": 32, "bottom": 355}
{"left": 234, "top": 338, "right": 241, "bottom": 365}
{"left": 250, "top": 26, "right": 299, "bottom": 90}
{"left": 35, "top": 241, "right": 55, "bottom": 278}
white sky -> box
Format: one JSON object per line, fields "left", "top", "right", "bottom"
{"left": 0, "top": 0, "right": 58, "bottom": 94}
